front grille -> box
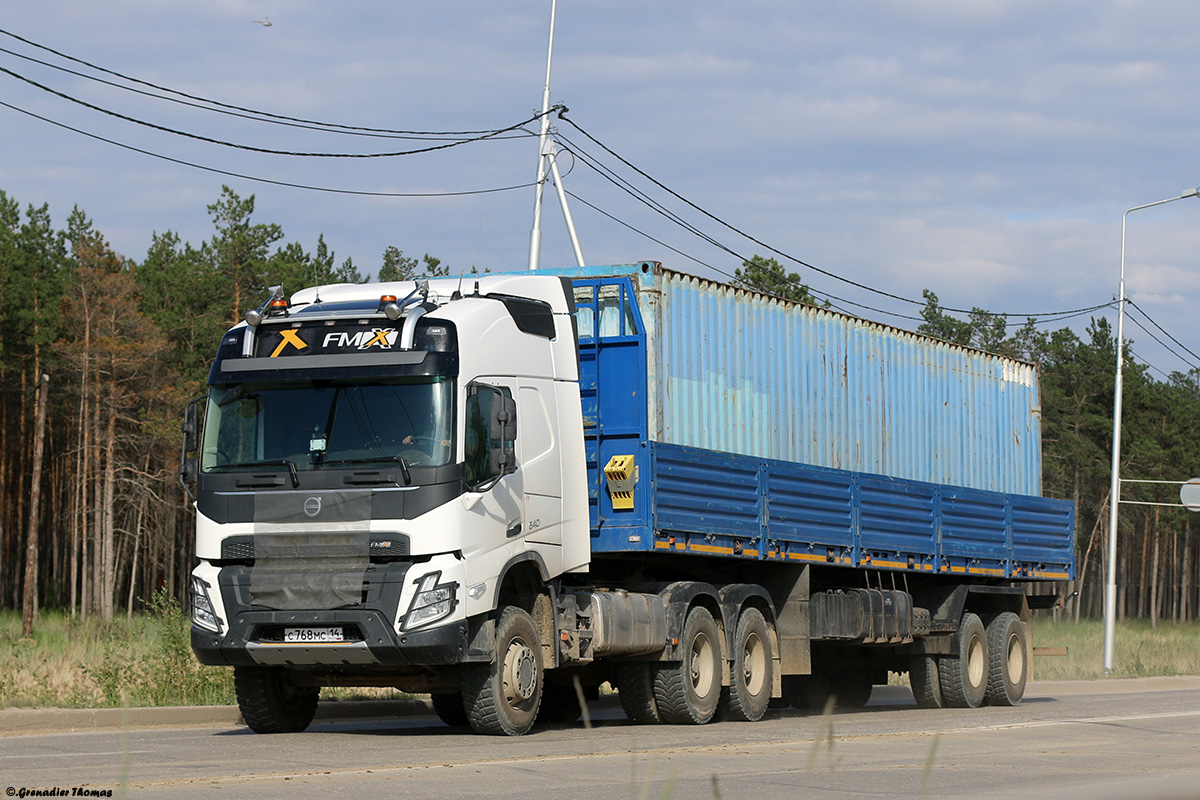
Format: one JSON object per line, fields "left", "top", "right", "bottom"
{"left": 220, "top": 533, "right": 410, "bottom": 561}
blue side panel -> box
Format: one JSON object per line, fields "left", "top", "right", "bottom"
{"left": 635, "top": 442, "right": 1074, "bottom": 581}
{"left": 941, "top": 489, "right": 1010, "bottom": 563}
{"left": 763, "top": 462, "right": 855, "bottom": 550}
{"left": 654, "top": 447, "right": 761, "bottom": 538}
{"left": 1011, "top": 499, "right": 1076, "bottom": 573}
{"left": 566, "top": 271, "right": 1075, "bottom": 581}
{"left": 858, "top": 477, "right": 938, "bottom": 565}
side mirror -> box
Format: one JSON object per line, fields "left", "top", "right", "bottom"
{"left": 182, "top": 401, "right": 201, "bottom": 454}
{"left": 179, "top": 394, "right": 206, "bottom": 499}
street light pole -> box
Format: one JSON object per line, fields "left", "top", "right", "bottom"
{"left": 1104, "top": 187, "right": 1200, "bottom": 674}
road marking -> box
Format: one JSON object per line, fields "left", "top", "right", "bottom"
{"left": 0, "top": 749, "right": 153, "bottom": 760}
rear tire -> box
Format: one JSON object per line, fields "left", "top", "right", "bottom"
{"left": 654, "top": 606, "right": 722, "bottom": 725}
{"left": 617, "top": 662, "right": 663, "bottom": 724}
{"left": 938, "top": 612, "right": 987, "bottom": 708}
{"left": 782, "top": 674, "right": 831, "bottom": 710}
{"left": 909, "top": 655, "right": 945, "bottom": 709}
{"left": 463, "top": 606, "right": 543, "bottom": 735}
{"left": 431, "top": 692, "right": 468, "bottom": 727}
{"left": 537, "top": 683, "right": 584, "bottom": 725}
{"left": 720, "top": 608, "right": 773, "bottom": 722}
{"left": 234, "top": 666, "right": 319, "bottom": 734}
{"left": 829, "top": 671, "right": 872, "bottom": 708}
{"left": 985, "top": 612, "right": 1027, "bottom": 706}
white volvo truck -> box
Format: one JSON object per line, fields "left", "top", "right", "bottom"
{"left": 182, "top": 263, "right": 1075, "bottom": 735}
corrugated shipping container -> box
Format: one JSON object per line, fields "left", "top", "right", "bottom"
{"left": 562, "top": 262, "right": 1042, "bottom": 496}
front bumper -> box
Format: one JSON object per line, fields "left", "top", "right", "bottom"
{"left": 191, "top": 609, "right": 468, "bottom": 667}
{"left": 190, "top": 560, "right": 468, "bottom": 668}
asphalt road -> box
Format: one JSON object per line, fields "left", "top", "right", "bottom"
{"left": 4, "top": 681, "right": 1200, "bottom": 800}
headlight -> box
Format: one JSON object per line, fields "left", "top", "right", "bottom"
{"left": 189, "top": 575, "right": 222, "bottom": 633}
{"left": 403, "top": 571, "right": 458, "bottom": 630}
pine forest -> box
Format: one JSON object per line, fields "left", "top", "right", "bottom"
{"left": 1, "top": 185, "right": 1196, "bottom": 634}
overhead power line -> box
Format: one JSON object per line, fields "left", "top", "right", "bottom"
{"left": 556, "top": 110, "right": 1114, "bottom": 321}
{"left": 0, "top": 42, "right": 529, "bottom": 142}
{"left": 1125, "top": 298, "right": 1200, "bottom": 366}
{"left": 0, "top": 64, "right": 545, "bottom": 158}
{"left": 559, "top": 131, "right": 1114, "bottom": 327}
{"left": 0, "top": 99, "right": 536, "bottom": 198}
{"left": 1124, "top": 305, "right": 1200, "bottom": 373}
{"left": 0, "top": 27, "right": 510, "bottom": 137}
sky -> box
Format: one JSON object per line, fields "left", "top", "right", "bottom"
{"left": 3, "top": 1, "right": 1200, "bottom": 380}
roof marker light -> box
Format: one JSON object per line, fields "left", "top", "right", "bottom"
{"left": 379, "top": 295, "right": 402, "bottom": 320}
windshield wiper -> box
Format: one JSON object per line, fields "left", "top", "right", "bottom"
{"left": 215, "top": 459, "right": 300, "bottom": 488}
{"left": 321, "top": 455, "right": 412, "bottom": 485}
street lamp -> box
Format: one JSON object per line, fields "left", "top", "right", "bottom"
{"left": 1104, "top": 187, "right": 1200, "bottom": 674}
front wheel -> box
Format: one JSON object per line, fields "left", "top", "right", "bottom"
{"left": 234, "top": 666, "right": 319, "bottom": 734}
{"left": 654, "top": 606, "right": 722, "bottom": 725}
{"left": 463, "top": 606, "right": 543, "bottom": 735}
{"left": 431, "top": 692, "right": 468, "bottom": 727}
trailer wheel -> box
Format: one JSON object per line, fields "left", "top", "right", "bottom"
{"left": 909, "top": 655, "right": 944, "bottom": 708}
{"left": 938, "top": 612, "right": 987, "bottom": 708}
{"left": 234, "top": 666, "right": 319, "bottom": 734}
{"left": 463, "top": 606, "right": 543, "bottom": 735}
{"left": 654, "top": 606, "right": 722, "bottom": 725}
{"left": 431, "top": 692, "right": 468, "bottom": 727}
{"left": 985, "top": 612, "right": 1027, "bottom": 706}
{"left": 616, "top": 663, "right": 663, "bottom": 724}
{"left": 782, "top": 674, "right": 829, "bottom": 710}
{"left": 720, "top": 608, "right": 773, "bottom": 722}
{"left": 830, "top": 671, "right": 872, "bottom": 708}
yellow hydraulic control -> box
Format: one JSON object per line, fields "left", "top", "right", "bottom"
{"left": 604, "top": 454, "right": 638, "bottom": 510}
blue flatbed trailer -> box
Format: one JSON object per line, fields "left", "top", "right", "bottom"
{"left": 562, "top": 265, "right": 1074, "bottom": 583}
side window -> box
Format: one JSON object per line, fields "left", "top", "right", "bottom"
{"left": 464, "top": 383, "right": 517, "bottom": 490}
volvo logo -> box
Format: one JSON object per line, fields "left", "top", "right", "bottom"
{"left": 303, "top": 496, "right": 323, "bottom": 517}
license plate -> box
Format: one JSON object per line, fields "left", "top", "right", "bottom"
{"left": 284, "top": 627, "right": 344, "bottom": 643}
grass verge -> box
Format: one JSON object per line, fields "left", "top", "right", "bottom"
{"left": 3, "top": 606, "right": 1198, "bottom": 709}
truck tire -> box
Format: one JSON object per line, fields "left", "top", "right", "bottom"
{"left": 537, "top": 683, "right": 583, "bottom": 725}
{"left": 431, "top": 692, "right": 468, "bottom": 727}
{"left": 654, "top": 606, "right": 722, "bottom": 725}
{"left": 938, "top": 612, "right": 987, "bottom": 708}
{"left": 720, "top": 608, "right": 773, "bottom": 722}
{"left": 830, "top": 671, "right": 872, "bottom": 708}
{"left": 463, "top": 606, "right": 543, "bottom": 735}
{"left": 234, "top": 666, "right": 319, "bottom": 734}
{"left": 616, "top": 662, "right": 663, "bottom": 724}
{"left": 909, "top": 655, "right": 944, "bottom": 708}
{"left": 782, "top": 674, "right": 830, "bottom": 710}
{"left": 985, "top": 612, "right": 1027, "bottom": 706}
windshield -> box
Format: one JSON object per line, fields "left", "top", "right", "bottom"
{"left": 201, "top": 378, "right": 453, "bottom": 472}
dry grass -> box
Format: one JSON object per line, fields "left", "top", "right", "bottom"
{"left": 4, "top": 606, "right": 1198, "bottom": 709}
{"left": 1029, "top": 617, "right": 1200, "bottom": 681}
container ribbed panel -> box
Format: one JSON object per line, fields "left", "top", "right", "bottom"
{"left": 651, "top": 270, "right": 1040, "bottom": 496}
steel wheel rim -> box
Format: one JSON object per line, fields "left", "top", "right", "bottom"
{"left": 743, "top": 632, "right": 766, "bottom": 695}
{"left": 503, "top": 637, "right": 538, "bottom": 706}
{"left": 689, "top": 632, "right": 715, "bottom": 699}
{"left": 966, "top": 635, "right": 985, "bottom": 688}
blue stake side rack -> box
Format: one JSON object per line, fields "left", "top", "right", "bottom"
{"left": 565, "top": 266, "right": 1075, "bottom": 582}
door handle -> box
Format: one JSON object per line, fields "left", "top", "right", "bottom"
{"left": 506, "top": 520, "right": 523, "bottom": 538}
